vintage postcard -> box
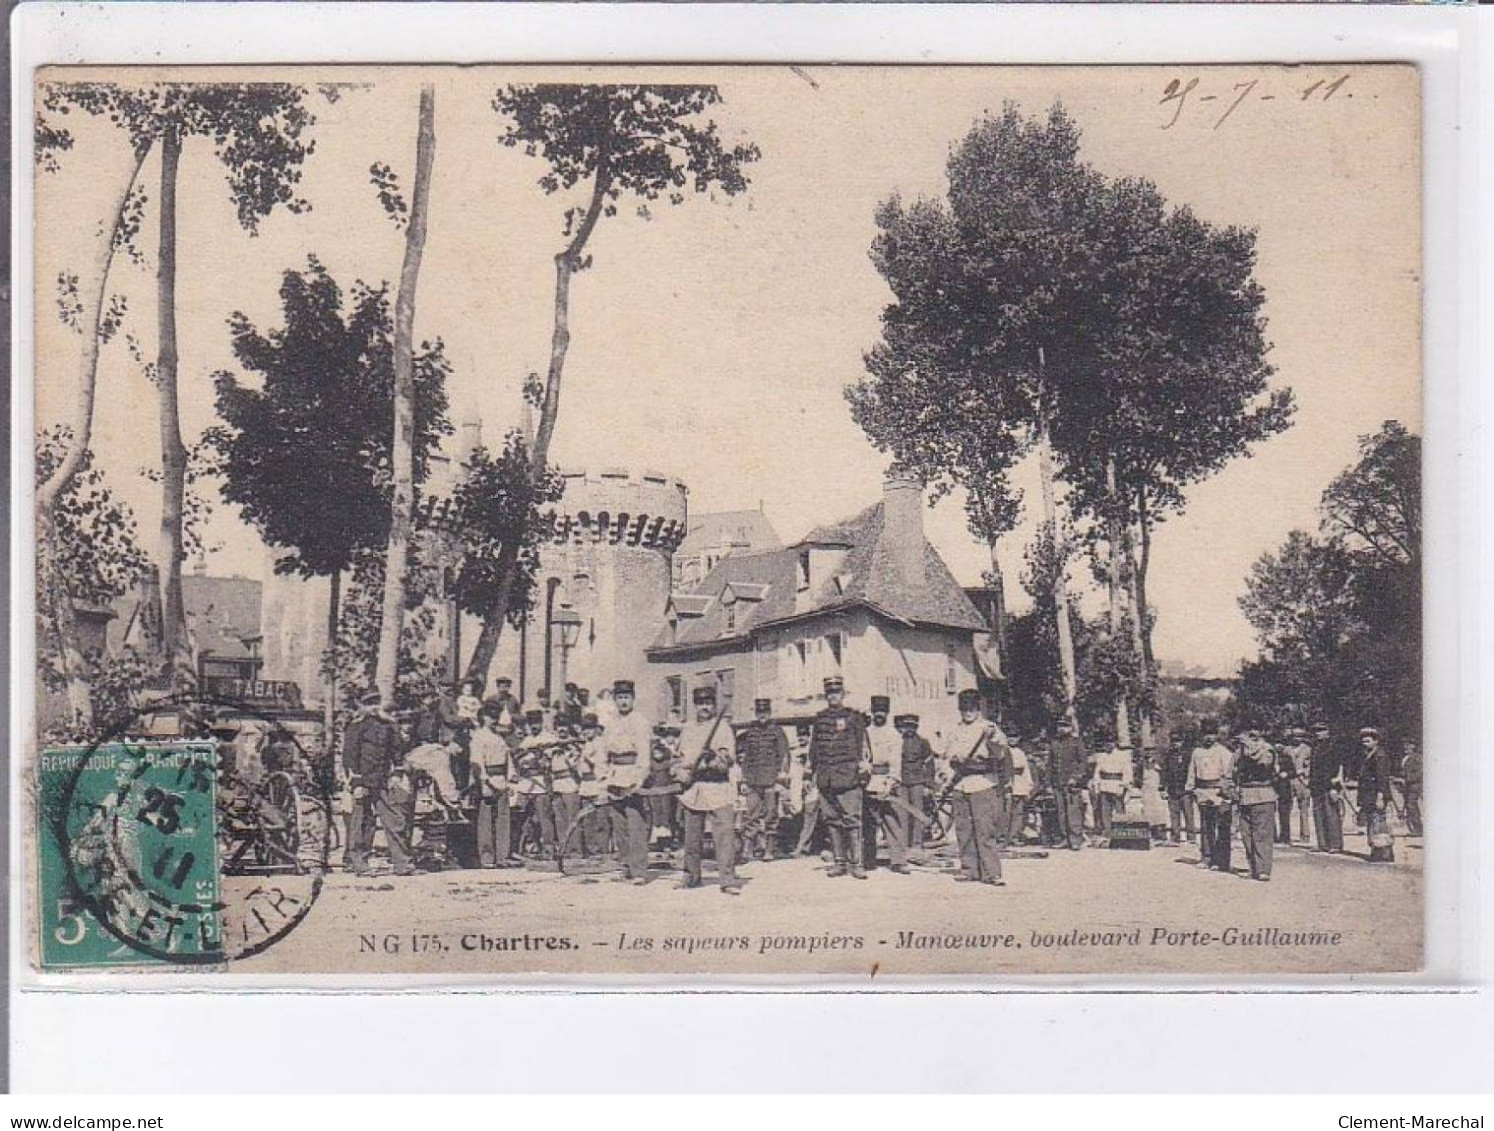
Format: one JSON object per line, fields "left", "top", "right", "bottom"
{"left": 25, "top": 63, "right": 1422, "bottom": 978}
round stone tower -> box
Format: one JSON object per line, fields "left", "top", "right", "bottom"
{"left": 488, "top": 467, "right": 688, "bottom": 719}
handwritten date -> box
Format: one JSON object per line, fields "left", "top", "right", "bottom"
{"left": 1160, "top": 74, "right": 1351, "bottom": 131}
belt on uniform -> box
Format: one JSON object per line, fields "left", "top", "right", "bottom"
{"left": 1194, "top": 778, "right": 1221, "bottom": 788}
{"left": 1100, "top": 772, "right": 1124, "bottom": 781}
{"left": 607, "top": 752, "right": 638, "bottom": 766}
{"left": 871, "top": 762, "right": 891, "bottom": 774}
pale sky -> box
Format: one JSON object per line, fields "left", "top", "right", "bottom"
{"left": 34, "top": 64, "right": 1421, "bottom": 676}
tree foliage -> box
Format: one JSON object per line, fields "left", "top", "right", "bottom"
{"left": 445, "top": 434, "right": 564, "bottom": 629}
{"left": 34, "top": 425, "right": 149, "bottom": 608}
{"left": 493, "top": 84, "right": 759, "bottom": 222}
{"left": 462, "top": 83, "right": 759, "bottom": 683}
{"left": 1236, "top": 421, "right": 1421, "bottom": 743}
{"left": 209, "top": 258, "right": 453, "bottom": 579}
{"left": 38, "top": 81, "right": 315, "bottom": 230}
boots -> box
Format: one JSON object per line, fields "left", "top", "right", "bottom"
{"left": 849, "top": 831, "right": 867, "bottom": 880}
{"left": 826, "top": 827, "right": 848, "bottom": 877}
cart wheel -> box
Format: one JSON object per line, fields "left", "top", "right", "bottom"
{"left": 262, "top": 772, "right": 303, "bottom": 872}
{"left": 928, "top": 798, "right": 955, "bottom": 845}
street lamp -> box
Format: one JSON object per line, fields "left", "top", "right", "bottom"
{"left": 553, "top": 606, "right": 583, "bottom": 707}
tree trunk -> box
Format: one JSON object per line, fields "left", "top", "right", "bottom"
{"left": 1104, "top": 454, "right": 1133, "bottom": 748}
{"left": 987, "top": 538, "right": 1009, "bottom": 676}
{"left": 464, "top": 152, "right": 613, "bottom": 688}
{"left": 35, "top": 138, "right": 154, "bottom": 728}
{"left": 36, "top": 513, "right": 93, "bottom": 728}
{"left": 1122, "top": 508, "right": 1152, "bottom": 750}
{"left": 324, "top": 565, "right": 340, "bottom": 771}
{"left": 37, "top": 139, "right": 153, "bottom": 515}
{"left": 374, "top": 84, "right": 437, "bottom": 707}
{"left": 1136, "top": 488, "right": 1156, "bottom": 672}
{"left": 1036, "top": 350, "right": 1078, "bottom": 729}
{"left": 156, "top": 126, "right": 192, "bottom": 688}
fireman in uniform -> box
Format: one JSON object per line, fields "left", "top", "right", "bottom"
{"left": 675, "top": 686, "right": 742, "bottom": 894}
{"left": 574, "top": 712, "right": 611, "bottom": 857}
{"left": 598, "top": 679, "right": 654, "bottom": 883}
{"left": 941, "top": 688, "right": 1012, "bottom": 885}
{"left": 512, "top": 709, "right": 552, "bottom": 854}
{"left": 896, "top": 713, "right": 937, "bottom": 858}
{"left": 735, "top": 697, "right": 789, "bottom": 862}
{"left": 1231, "top": 729, "right": 1279, "bottom": 881}
{"left": 863, "top": 695, "right": 909, "bottom": 873}
{"left": 342, "top": 689, "right": 415, "bottom": 876}
{"left": 1187, "top": 722, "right": 1236, "bottom": 871}
{"left": 1092, "top": 743, "right": 1132, "bottom": 839}
{"left": 808, "top": 676, "right": 871, "bottom": 879}
{"left": 471, "top": 703, "right": 519, "bottom": 868}
{"left": 1048, "top": 717, "right": 1089, "bottom": 851}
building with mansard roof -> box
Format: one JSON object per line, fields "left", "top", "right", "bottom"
{"left": 645, "top": 476, "right": 997, "bottom": 734}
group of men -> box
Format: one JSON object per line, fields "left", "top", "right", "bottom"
{"left": 338, "top": 673, "right": 1036, "bottom": 892}
{"left": 339, "top": 671, "right": 1419, "bottom": 893}
{"left": 1166, "top": 720, "right": 1412, "bottom": 882}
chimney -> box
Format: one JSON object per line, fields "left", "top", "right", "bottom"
{"left": 882, "top": 473, "right": 926, "bottom": 589}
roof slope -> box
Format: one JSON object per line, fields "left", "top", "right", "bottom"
{"left": 650, "top": 500, "right": 986, "bottom": 654}
{"left": 183, "top": 574, "right": 262, "bottom": 659}
{"left": 678, "top": 509, "right": 782, "bottom": 557}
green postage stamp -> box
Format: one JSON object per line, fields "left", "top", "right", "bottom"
{"left": 37, "top": 741, "right": 222, "bottom": 967}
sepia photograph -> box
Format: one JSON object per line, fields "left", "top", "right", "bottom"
{"left": 25, "top": 62, "right": 1423, "bottom": 979}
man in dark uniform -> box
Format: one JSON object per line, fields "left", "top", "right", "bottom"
{"left": 896, "top": 714, "right": 937, "bottom": 857}
{"left": 1398, "top": 740, "right": 1423, "bottom": 836}
{"left": 342, "top": 688, "right": 415, "bottom": 876}
{"left": 1308, "top": 721, "right": 1345, "bottom": 853}
{"left": 485, "top": 676, "right": 521, "bottom": 727}
{"left": 1161, "top": 734, "right": 1196, "bottom": 845}
{"left": 736, "top": 697, "right": 789, "bottom": 861}
{"left": 1271, "top": 738, "right": 1298, "bottom": 845}
{"left": 1358, "top": 726, "right": 1396, "bottom": 863}
{"left": 808, "top": 676, "right": 870, "bottom": 879}
{"left": 1047, "top": 716, "right": 1088, "bottom": 851}
{"left": 1231, "top": 730, "right": 1279, "bottom": 881}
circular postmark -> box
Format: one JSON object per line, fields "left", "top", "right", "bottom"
{"left": 46, "top": 693, "right": 333, "bottom": 966}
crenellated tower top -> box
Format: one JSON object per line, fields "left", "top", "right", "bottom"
{"left": 551, "top": 467, "right": 689, "bottom": 552}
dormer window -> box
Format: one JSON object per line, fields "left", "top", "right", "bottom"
{"left": 797, "top": 549, "right": 811, "bottom": 591}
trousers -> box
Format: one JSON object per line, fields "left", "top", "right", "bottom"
{"left": 1168, "top": 794, "right": 1198, "bottom": 841}
{"left": 345, "top": 785, "right": 415, "bottom": 875}
{"left": 740, "top": 784, "right": 779, "bottom": 858}
{"left": 1239, "top": 801, "right": 1276, "bottom": 878}
{"left": 866, "top": 794, "right": 908, "bottom": 868}
{"left": 1005, "top": 796, "right": 1028, "bottom": 845}
{"left": 951, "top": 788, "right": 1004, "bottom": 881}
{"left": 533, "top": 793, "right": 559, "bottom": 852}
{"left": 1275, "top": 792, "right": 1295, "bottom": 843}
{"left": 1312, "top": 793, "right": 1344, "bottom": 851}
{"left": 607, "top": 795, "right": 650, "bottom": 879}
{"left": 552, "top": 793, "right": 581, "bottom": 854}
{"left": 820, "top": 785, "right": 865, "bottom": 869}
{"left": 682, "top": 805, "right": 738, "bottom": 885}
{"left": 900, "top": 783, "right": 931, "bottom": 850}
{"left": 795, "top": 798, "right": 822, "bottom": 855}
{"left": 1056, "top": 786, "right": 1086, "bottom": 850}
{"left": 646, "top": 792, "right": 676, "bottom": 835}
{"left": 1404, "top": 788, "right": 1423, "bottom": 835}
{"left": 1097, "top": 792, "right": 1122, "bottom": 834}
{"left": 475, "top": 795, "right": 511, "bottom": 867}
{"left": 1199, "top": 802, "right": 1233, "bottom": 871}
{"left": 581, "top": 802, "right": 612, "bottom": 855}
{"left": 1293, "top": 782, "right": 1313, "bottom": 840}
